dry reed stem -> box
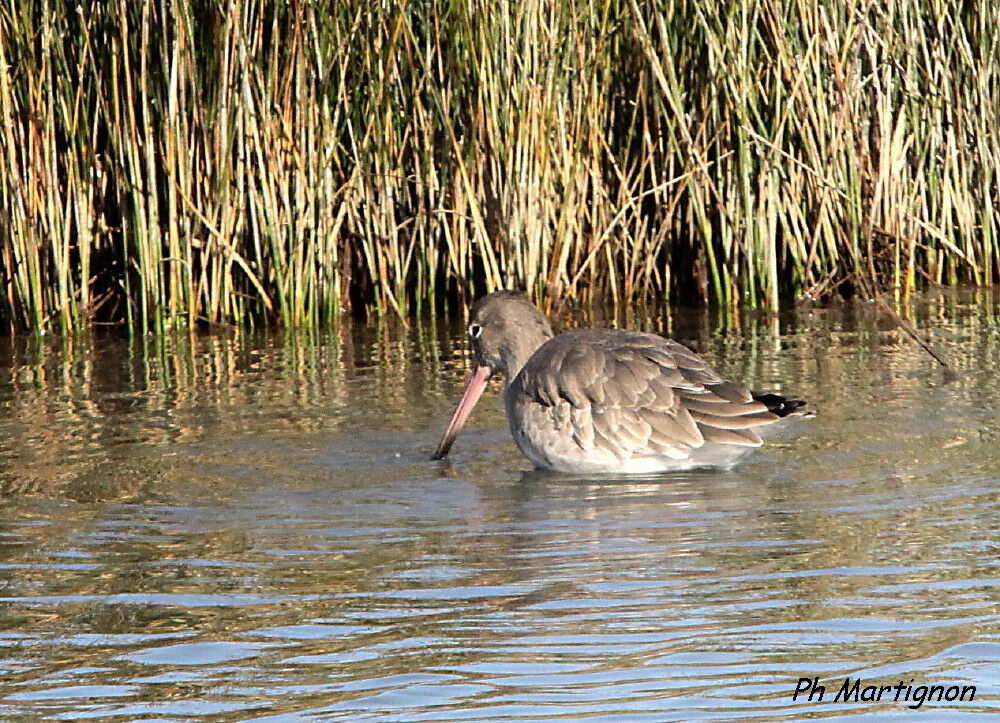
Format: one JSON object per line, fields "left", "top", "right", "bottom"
{"left": 0, "top": 0, "right": 997, "bottom": 332}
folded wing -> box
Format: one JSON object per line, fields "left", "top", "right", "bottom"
{"left": 510, "top": 329, "right": 780, "bottom": 462}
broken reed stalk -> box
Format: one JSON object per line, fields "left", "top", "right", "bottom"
{"left": 851, "top": 271, "right": 952, "bottom": 369}
{"left": 0, "top": 0, "right": 997, "bottom": 333}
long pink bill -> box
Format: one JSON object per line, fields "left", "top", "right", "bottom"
{"left": 432, "top": 364, "right": 492, "bottom": 460}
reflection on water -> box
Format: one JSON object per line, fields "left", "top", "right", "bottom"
{"left": 1, "top": 290, "right": 999, "bottom": 720}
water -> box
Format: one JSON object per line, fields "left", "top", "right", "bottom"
{"left": 1, "top": 290, "right": 998, "bottom": 721}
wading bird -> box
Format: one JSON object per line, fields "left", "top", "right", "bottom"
{"left": 433, "top": 291, "right": 806, "bottom": 473}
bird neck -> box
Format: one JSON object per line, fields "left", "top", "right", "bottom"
{"left": 498, "top": 329, "right": 550, "bottom": 381}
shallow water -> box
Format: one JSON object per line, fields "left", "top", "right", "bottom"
{"left": 1, "top": 291, "right": 999, "bottom": 721}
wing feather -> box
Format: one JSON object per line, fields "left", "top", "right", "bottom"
{"left": 510, "top": 329, "right": 779, "bottom": 462}
{"left": 688, "top": 409, "right": 778, "bottom": 429}
{"left": 697, "top": 426, "right": 763, "bottom": 447}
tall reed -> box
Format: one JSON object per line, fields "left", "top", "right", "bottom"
{"left": 1, "top": 0, "right": 997, "bottom": 332}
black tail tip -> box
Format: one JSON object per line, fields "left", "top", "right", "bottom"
{"left": 752, "top": 392, "right": 810, "bottom": 418}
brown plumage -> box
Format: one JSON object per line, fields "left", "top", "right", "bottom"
{"left": 433, "top": 291, "right": 806, "bottom": 473}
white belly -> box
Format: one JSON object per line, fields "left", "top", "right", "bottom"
{"left": 507, "top": 414, "right": 754, "bottom": 474}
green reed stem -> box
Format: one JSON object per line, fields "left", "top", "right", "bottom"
{"left": 0, "top": 0, "right": 997, "bottom": 333}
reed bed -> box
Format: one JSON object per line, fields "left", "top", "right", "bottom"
{"left": 1, "top": 0, "right": 998, "bottom": 332}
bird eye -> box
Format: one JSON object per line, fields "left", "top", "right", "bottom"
{"left": 468, "top": 323, "right": 482, "bottom": 339}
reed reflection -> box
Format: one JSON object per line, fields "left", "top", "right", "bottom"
{"left": 0, "top": 289, "right": 997, "bottom": 719}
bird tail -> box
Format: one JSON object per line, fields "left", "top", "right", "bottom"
{"left": 751, "top": 392, "right": 811, "bottom": 418}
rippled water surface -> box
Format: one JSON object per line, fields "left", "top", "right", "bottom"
{"left": 2, "top": 292, "right": 1000, "bottom": 721}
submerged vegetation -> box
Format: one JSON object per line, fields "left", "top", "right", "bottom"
{"left": 1, "top": 0, "right": 998, "bottom": 332}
